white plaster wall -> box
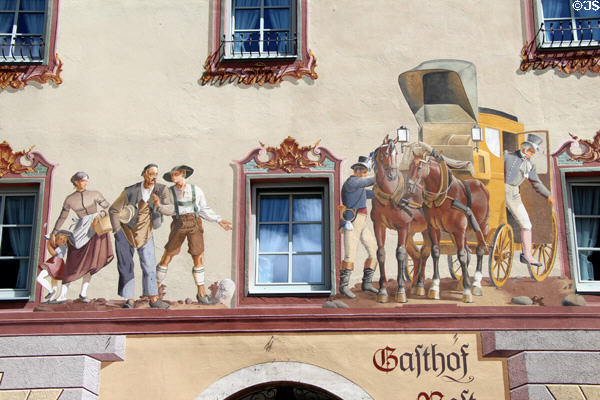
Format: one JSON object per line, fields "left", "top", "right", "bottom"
{"left": 0, "top": 0, "right": 597, "bottom": 301}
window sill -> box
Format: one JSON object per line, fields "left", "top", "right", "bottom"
{"left": 0, "top": 54, "right": 63, "bottom": 89}
{"left": 202, "top": 48, "right": 317, "bottom": 86}
{"left": 520, "top": 39, "right": 600, "bottom": 74}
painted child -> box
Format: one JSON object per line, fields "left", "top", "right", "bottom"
{"left": 37, "top": 230, "right": 70, "bottom": 302}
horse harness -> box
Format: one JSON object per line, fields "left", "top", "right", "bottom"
{"left": 373, "top": 176, "right": 421, "bottom": 218}
{"left": 422, "top": 159, "right": 482, "bottom": 234}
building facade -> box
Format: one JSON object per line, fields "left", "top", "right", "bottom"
{"left": 1, "top": 1, "right": 600, "bottom": 399}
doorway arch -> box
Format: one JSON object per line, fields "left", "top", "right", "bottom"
{"left": 194, "top": 361, "right": 374, "bottom": 400}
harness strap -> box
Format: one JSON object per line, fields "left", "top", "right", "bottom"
{"left": 423, "top": 161, "right": 450, "bottom": 208}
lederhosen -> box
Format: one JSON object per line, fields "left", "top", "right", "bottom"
{"left": 164, "top": 185, "right": 205, "bottom": 256}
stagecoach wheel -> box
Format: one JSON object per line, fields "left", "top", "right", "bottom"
{"left": 529, "top": 212, "right": 557, "bottom": 282}
{"left": 488, "top": 224, "right": 514, "bottom": 288}
{"left": 404, "top": 256, "right": 418, "bottom": 284}
{"left": 447, "top": 255, "right": 462, "bottom": 280}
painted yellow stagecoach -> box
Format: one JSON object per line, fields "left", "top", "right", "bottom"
{"left": 398, "top": 60, "right": 557, "bottom": 287}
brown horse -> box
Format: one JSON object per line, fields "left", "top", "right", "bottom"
{"left": 405, "top": 143, "right": 490, "bottom": 303}
{"left": 371, "top": 135, "right": 431, "bottom": 303}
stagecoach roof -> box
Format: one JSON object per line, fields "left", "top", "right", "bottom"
{"left": 398, "top": 60, "right": 478, "bottom": 126}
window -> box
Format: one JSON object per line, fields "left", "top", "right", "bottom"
{"left": 0, "top": 187, "right": 39, "bottom": 300}
{"left": 250, "top": 183, "right": 331, "bottom": 295}
{"left": 202, "top": 0, "right": 316, "bottom": 86}
{"left": 0, "top": 0, "right": 49, "bottom": 64}
{"left": 566, "top": 179, "right": 600, "bottom": 292}
{"left": 224, "top": 0, "right": 297, "bottom": 59}
{"left": 521, "top": 0, "right": 600, "bottom": 73}
{"left": 534, "top": 0, "right": 600, "bottom": 48}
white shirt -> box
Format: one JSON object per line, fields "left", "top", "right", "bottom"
{"left": 160, "top": 183, "right": 221, "bottom": 223}
{"left": 140, "top": 183, "right": 153, "bottom": 203}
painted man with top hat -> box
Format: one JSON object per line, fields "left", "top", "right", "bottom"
{"left": 109, "top": 164, "right": 170, "bottom": 309}
{"left": 339, "top": 155, "right": 378, "bottom": 298}
{"left": 152, "top": 165, "right": 232, "bottom": 304}
{"left": 504, "top": 134, "right": 553, "bottom": 267}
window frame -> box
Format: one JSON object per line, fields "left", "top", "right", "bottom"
{"left": 250, "top": 181, "right": 331, "bottom": 295}
{"left": 0, "top": 0, "right": 52, "bottom": 65}
{"left": 564, "top": 177, "right": 600, "bottom": 292}
{"left": 223, "top": 0, "right": 298, "bottom": 60}
{"left": 202, "top": 0, "right": 316, "bottom": 86}
{"left": 0, "top": 183, "right": 44, "bottom": 301}
{"left": 521, "top": 0, "right": 600, "bottom": 74}
{"left": 533, "top": 0, "right": 600, "bottom": 50}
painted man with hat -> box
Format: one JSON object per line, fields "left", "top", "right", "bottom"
{"left": 504, "top": 134, "right": 553, "bottom": 267}
{"left": 339, "top": 155, "right": 378, "bottom": 298}
{"left": 152, "top": 165, "right": 232, "bottom": 304}
{"left": 109, "top": 163, "right": 170, "bottom": 309}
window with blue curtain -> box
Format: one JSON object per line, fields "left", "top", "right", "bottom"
{"left": 569, "top": 183, "right": 600, "bottom": 287}
{"left": 0, "top": 192, "right": 37, "bottom": 297}
{"left": 228, "top": 0, "right": 296, "bottom": 58}
{"left": 252, "top": 184, "right": 331, "bottom": 295}
{"left": 0, "top": 0, "right": 47, "bottom": 63}
{"left": 537, "top": 0, "right": 600, "bottom": 47}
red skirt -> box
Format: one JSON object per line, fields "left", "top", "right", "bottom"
{"left": 41, "top": 256, "right": 66, "bottom": 281}
{"left": 62, "top": 233, "right": 114, "bottom": 284}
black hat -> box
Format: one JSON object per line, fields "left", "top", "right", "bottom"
{"left": 351, "top": 156, "right": 371, "bottom": 171}
{"left": 163, "top": 165, "right": 194, "bottom": 182}
{"left": 523, "top": 134, "right": 543, "bottom": 151}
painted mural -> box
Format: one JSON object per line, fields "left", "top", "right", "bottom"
{"left": 0, "top": 60, "right": 590, "bottom": 312}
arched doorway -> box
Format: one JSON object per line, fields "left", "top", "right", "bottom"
{"left": 195, "top": 361, "right": 374, "bottom": 400}
{"left": 226, "top": 382, "right": 342, "bottom": 400}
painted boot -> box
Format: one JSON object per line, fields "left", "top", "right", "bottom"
{"left": 520, "top": 229, "right": 542, "bottom": 266}
{"left": 339, "top": 269, "right": 356, "bottom": 299}
{"left": 361, "top": 259, "right": 378, "bottom": 294}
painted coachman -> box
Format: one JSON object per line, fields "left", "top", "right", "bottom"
{"left": 504, "top": 134, "right": 553, "bottom": 268}
{"left": 339, "top": 155, "right": 379, "bottom": 298}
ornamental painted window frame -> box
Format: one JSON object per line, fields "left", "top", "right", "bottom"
{"left": 0, "top": 0, "right": 62, "bottom": 89}
{"left": 233, "top": 137, "right": 343, "bottom": 307}
{"left": 202, "top": 0, "right": 317, "bottom": 86}
{"left": 521, "top": 0, "right": 600, "bottom": 74}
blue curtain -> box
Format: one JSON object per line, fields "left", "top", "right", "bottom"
{"left": 15, "top": 0, "right": 45, "bottom": 59}
{"left": 0, "top": 0, "right": 16, "bottom": 59}
{"left": 265, "top": 6, "right": 290, "bottom": 53}
{"left": 234, "top": 0, "right": 259, "bottom": 54}
{"left": 572, "top": 186, "right": 600, "bottom": 280}
{"left": 541, "top": 0, "right": 572, "bottom": 42}
{"left": 574, "top": 5, "right": 600, "bottom": 41}
{"left": 5, "top": 196, "right": 35, "bottom": 289}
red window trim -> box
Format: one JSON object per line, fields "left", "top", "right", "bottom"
{"left": 0, "top": 0, "right": 63, "bottom": 90}
{"left": 202, "top": 0, "right": 318, "bottom": 86}
{"left": 232, "top": 138, "right": 343, "bottom": 307}
{"left": 520, "top": 0, "right": 600, "bottom": 74}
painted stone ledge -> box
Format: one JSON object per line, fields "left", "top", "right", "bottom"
{"left": 511, "top": 384, "right": 600, "bottom": 400}
{"left": 0, "top": 335, "right": 125, "bottom": 361}
{"left": 510, "top": 385, "right": 555, "bottom": 400}
{"left": 481, "top": 330, "right": 600, "bottom": 357}
{"left": 0, "top": 356, "right": 99, "bottom": 393}
{"left": 0, "top": 388, "right": 97, "bottom": 400}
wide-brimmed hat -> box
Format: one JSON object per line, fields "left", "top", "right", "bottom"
{"left": 351, "top": 156, "right": 371, "bottom": 171}
{"left": 119, "top": 204, "right": 136, "bottom": 224}
{"left": 163, "top": 165, "right": 194, "bottom": 182}
{"left": 523, "top": 134, "right": 543, "bottom": 152}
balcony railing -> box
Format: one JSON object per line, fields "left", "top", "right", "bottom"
{"left": 537, "top": 20, "right": 600, "bottom": 49}
{"left": 220, "top": 32, "right": 297, "bottom": 60}
{"left": 0, "top": 35, "right": 45, "bottom": 63}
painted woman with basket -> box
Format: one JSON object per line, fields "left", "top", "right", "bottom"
{"left": 338, "top": 156, "right": 379, "bottom": 298}
{"left": 49, "top": 172, "right": 114, "bottom": 303}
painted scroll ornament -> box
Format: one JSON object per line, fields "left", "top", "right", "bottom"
{"left": 0, "top": 141, "right": 34, "bottom": 177}
{"left": 257, "top": 136, "right": 323, "bottom": 172}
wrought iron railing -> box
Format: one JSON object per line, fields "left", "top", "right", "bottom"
{"left": 536, "top": 20, "right": 600, "bottom": 49}
{"left": 220, "top": 32, "right": 297, "bottom": 59}
{"left": 0, "top": 35, "right": 45, "bottom": 63}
